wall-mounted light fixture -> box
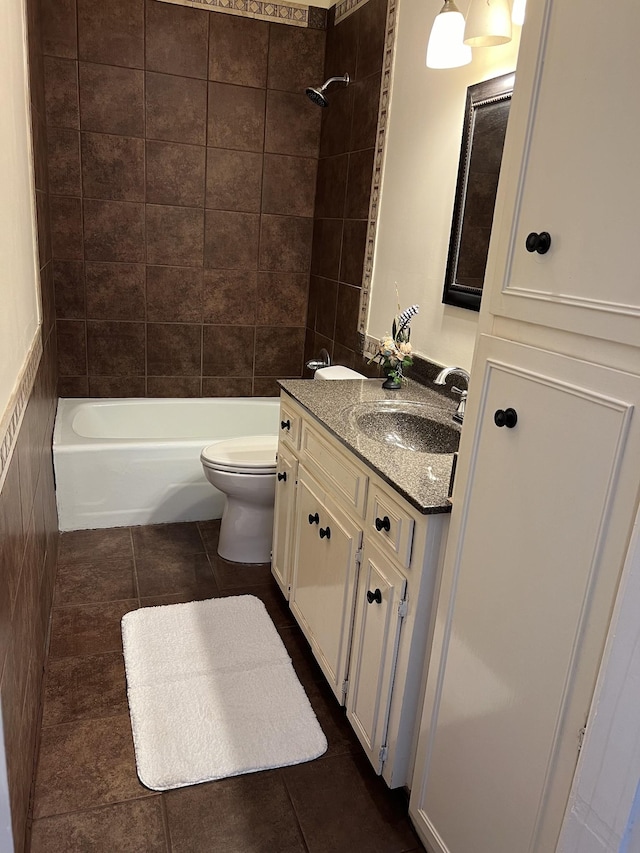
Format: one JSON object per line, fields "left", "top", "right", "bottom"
{"left": 427, "top": 0, "right": 525, "bottom": 70}
{"left": 426, "top": 0, "right": 472, "bottom": 69}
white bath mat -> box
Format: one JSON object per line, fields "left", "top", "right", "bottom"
{"left": 121, "top": 595, "right": 327, "bottom": 791}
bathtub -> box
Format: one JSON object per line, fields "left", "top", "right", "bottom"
{"left": 53, "top": 397, "right": 281, "bottom": 531}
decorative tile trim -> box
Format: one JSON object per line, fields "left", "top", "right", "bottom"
{"left": 358, "top": 0, "right": 398, "bottom": 336}
{"left": 157, "top": 0, "right": 318, "bottom": 27}
{"left": 335, "top": 0, "right": 370, "bottom": 24}
{"left": 0, "top": 329, "right": 42, "bottom": 494}
{"left": 363, "top": 333, "right": 380, "bottom": 359}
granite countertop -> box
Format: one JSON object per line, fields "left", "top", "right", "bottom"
{"left": 278, "top": 378, "right": 461, "bottom": 515}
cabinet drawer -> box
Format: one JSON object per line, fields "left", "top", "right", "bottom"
{"left": 279, "top": 398, "right": 301, "bottom": 451}
{"left": 367, "top": 486, "right": 415, "bottom": 569}
{"left": 301, "top": 423, "right": 368, "bottom": 517}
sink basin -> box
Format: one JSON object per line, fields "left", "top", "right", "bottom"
{"left": 347, "top": 401, "right": 460, "bottom": 454}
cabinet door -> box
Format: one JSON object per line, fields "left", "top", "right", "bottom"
{"left": 487, "top": 0, "right": 640, "bottom": 346}
{"left": 290, "top": 470, "right": 362, "bottom": 702}
{"left": 271, "top": 444, "right": 298, "bottom": 599}
{"left": 410, "top": 336, "right": 640, "bottom": 853}
{"left": 346, "top": 541, "right": 407, "bottom": 774}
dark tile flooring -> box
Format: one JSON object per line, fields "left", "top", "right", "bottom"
{"left": 28, "top": 521, "right": 425, "bottom": 852}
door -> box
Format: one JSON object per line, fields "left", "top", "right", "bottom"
{"left": 410, "top": 335, "right": 640, "bottom": 853}
{"left": 487, "top": 0, "right": 640, "bottom": 346}
{"left": 271, "top": 445, "right": 298, "bottom": 598}
{"left": 290, "top": 469, "right": 362, "bottom": 701}
{"left": 346, "top": 540, "right": 407, "bottom": 773}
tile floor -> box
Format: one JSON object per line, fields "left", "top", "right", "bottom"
{"left": 27, "top": 521, "right": 425, "bottom": 852}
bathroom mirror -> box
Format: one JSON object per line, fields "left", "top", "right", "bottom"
{"left": 442, "top": 72, "right": 514, "bottom": 311}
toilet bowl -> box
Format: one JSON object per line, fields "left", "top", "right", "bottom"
{"left": 200, "top": 435, "right": 278, "bottom": 564}
{"left": 200, "top": 366, "right": 366, "bottom": 565}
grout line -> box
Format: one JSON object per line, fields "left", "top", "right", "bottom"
{"left": 129, "top": 526, "right": 142, "bottom": 604}
{"left": 30, "top": 789, "right": 159, "bottom": 825}
{"left": 160, "top": 794, "right": 173, "bottom": 853}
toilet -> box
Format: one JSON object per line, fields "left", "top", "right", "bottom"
{"left": 200, "top": 365, "right": 365, "bottom": 564}
{"left": 200, "top": 435, "right": 279, "bottom": 564}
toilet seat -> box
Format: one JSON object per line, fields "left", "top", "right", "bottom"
{"left": 200, "top": 435, "right": 278, "bottom": 475}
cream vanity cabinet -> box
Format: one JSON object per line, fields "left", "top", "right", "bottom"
{"left": 409, "top": 1, "right": 640, "bottom": 851}
{"left": 273, "top": 393, "right": 449, "bottom": 787}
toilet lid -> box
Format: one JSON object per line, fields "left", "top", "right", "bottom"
{"left": 200, "top": 435, "right": 278, "bottom": 474}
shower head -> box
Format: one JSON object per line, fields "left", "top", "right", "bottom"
{"left": 305, "top": 73, "right": 350, "bottom": 107}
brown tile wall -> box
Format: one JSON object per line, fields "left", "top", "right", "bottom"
{"left": 44, "top": 0, "right": 327, "bottom": 398}
{"left": 0, "top": 0, "right": 59, "bottom": 849}
{"left": 305, "top": 0, "right": 387, "bottom": 375}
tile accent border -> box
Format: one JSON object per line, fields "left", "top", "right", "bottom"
{"left": 358, "top": 0, "right": 398, "bottom": 337}
{"left": 156, "top": 0, "right": 327, "bottom": 28}
{"left": 0, "top": 329, "right": 42, "bottom": 493}
{"left": 335, "top": 0, "right": 370, "bottom": 24}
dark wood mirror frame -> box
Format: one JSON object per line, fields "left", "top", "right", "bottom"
{"left": 442, "top": 72, "right": 515, "bottom": 311}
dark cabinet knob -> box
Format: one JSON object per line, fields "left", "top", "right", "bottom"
{"left": 525, "top": 231, "right": 551, "bottom": 254}
{"left": 308, "top": 512, "right": 319, "bottom": 525}
{"left": 494, "top": 408, "right": 518, "bottom": 428}
{"left": 375, "top": 516, "right": 391, "bottom": 532}
{"left": 366, "top": 589, "right": 382, "bottom": 605}
{"left": 281, "top": 419, "right": 291, "bottom": 430}
{"left": 277, "top": 472, "right": 286, "bottom": 482}
{"left": 319, "top": 526, "right": 331, "bottom": 540}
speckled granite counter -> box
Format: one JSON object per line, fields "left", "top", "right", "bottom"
{"left": 278, "top": 378, "right": 461, "bottom": 515}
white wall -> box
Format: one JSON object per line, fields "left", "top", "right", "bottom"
{"left": 368, "top": 0, "right": 521, "bottom": 369}
{"left": 0, "top": 0, "right": 41, "bottom": 424}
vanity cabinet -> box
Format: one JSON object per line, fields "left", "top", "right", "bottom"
{"left": 273, "top": 393, "right": 449, "bottom": 788}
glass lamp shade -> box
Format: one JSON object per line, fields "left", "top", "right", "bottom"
{"left": 511, "top": 0, "right": 526, "bottom": 25}
{"left": 464, "top": 0, "right": 512, "bottom": 47}
{"left": 426, "top": 1, "right": 472, "bottom": 69}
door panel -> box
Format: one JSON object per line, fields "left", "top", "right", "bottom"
{"left": 412, "top": 337, "right": 640, "bottom": 853}
{"left": 271, "top": 446, "right": 297, "bottom": 598}
{"left": 291, "top": 471, "right": 362, "bottom": 701}
{"left": 347, "top": 543, "right": 407, "bottom": 771}
{"left": 488, "top": 0, "right": 640, "bottom": 345}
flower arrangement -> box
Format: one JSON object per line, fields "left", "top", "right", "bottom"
{"left": 373, "top": 300, "right": 419, "bottom": 389}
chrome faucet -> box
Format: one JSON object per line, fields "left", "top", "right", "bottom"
{"left": 433, "top": 366, "right": 470, "bottom": 424}
{"left": 306, "top": 348, "right": 331, "bottom": 373}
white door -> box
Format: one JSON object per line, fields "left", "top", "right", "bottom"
{"left": 411, "top": 335, "right": 640, "bottom": 853}
{"left": 487, "top": 0, "right": 640, "bottom": 346}
{"left": 290, "top": 470, "right": 362, "bottom": 701}
{"left": 347, "top": 541, "right": 407, "bottom": 773}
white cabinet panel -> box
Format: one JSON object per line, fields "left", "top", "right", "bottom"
{"left": 411, "top": 336, "right": 640, "bottom": 853}
{"left": 271, "top": 445, "right": 298, "bottom": 599}
{"left": 488, "top": 0, "right": 640, "bottom": 345}
{"left": 290, "top": 470, "right": 362, "bottom": 702}
{"left": 347, "top": 542, "right": 407, "bottom": 771}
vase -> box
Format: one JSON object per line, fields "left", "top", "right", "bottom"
{"left": 382, "top": 374, "right": 401, "bottom": 390}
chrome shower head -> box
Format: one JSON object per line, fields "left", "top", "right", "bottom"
{"left": 305, "top": 73, "right": 350, "bottom": 107}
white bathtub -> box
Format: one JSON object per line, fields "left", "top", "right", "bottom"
{"left": 53, "top": 397, "right": 281, "bottom": 531}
